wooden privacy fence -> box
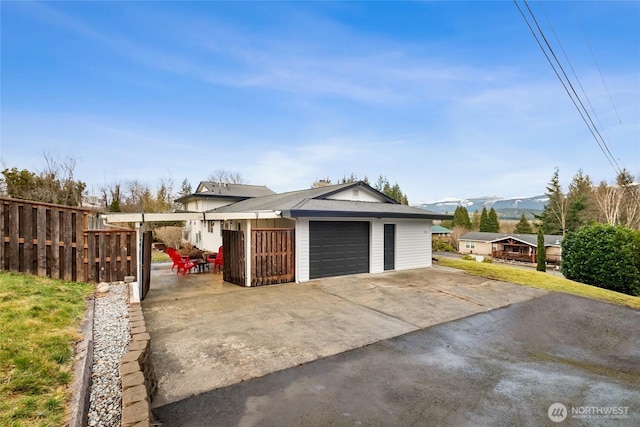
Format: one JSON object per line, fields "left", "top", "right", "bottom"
{"left": 222, "top": 228, "right": 295, "bottom": 287}
{"left": 1, "top": 197, "right": 136, "bottom": 283}
{"left": 222, "top": 229, "right": 245, "bottom": 286}
{"left": 251, "top": 228, "right": 295, "bottom": 286}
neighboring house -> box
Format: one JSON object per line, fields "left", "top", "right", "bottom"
{"left": 175, "top": 181, "right": 275, "bottom": 251}
{"left": 432, "top": 225, "right": 452, "bottom": 241}
{"left": 459, "top": 232, "right": 563, "bottom": 265}
{"left": 204, "top": 181, "right": 450, "bottom": 284}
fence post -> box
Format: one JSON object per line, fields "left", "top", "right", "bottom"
{"left": 244, "top": 220, "right": 251, "bottom": 287}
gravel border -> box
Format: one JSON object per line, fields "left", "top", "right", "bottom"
{"left": 87, "top": 283, "right": 131, "bottom": 427}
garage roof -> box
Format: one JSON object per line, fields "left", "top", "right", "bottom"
{"left": 212, "top": 181, "right": 451, "bottom": 220}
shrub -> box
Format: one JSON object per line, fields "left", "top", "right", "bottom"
{"left": 561, "top": 223, "right": 640, "bottom": 296}
{"left": 482, "top": 257, "right": 493, "bottom": 263}
{"left": 461, "top": 255, "right": 475, "bottom": 261}
{"left": 154, "top": 226, "right": 183, "bottom": 249}
{"left": 432, "top": 239, "right": 456, "bottom": 253}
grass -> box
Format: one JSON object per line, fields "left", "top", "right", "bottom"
{"left": 0, "top": 271, "right": 93, "bottom": 427}
{"left": 151, "top": 250, "right": 171, "bottom": 263}
{"left": 438, "top": 258, "right": 640, "bottom": 310}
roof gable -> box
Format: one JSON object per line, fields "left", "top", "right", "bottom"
{"left": 213, "top": 181, "right": 450, "bottom": 220}
{"left": 176, "top": 181, "right": 275, "bottom": 203}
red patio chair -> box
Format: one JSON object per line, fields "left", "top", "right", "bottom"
{"left": 166, "top": 247, "right": 196, "bottom": 275}
{"left": 213, "top": 246, "right": 223, "bottom": 273}
{"left": 166, "top": 247, "right": 182, "bottom": 271}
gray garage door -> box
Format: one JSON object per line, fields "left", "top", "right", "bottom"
{"left": 309, "top": 221, "right": 370, "bottom": 279}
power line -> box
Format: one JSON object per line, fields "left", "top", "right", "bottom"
{"left": 513, "top": 0, "right": 623, "bottom": 177}
{"left": 538, "top": 4, "right": 614, "bottom": 156}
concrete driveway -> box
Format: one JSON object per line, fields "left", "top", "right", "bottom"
{"left": 154, "top": 293, "right": 640, "bottom": 426}
{"left": 142, "top": 264, "right": 545, "bottom": 408}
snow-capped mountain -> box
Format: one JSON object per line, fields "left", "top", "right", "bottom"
{"left": 415, "top": 195, "right": 548, "bottom": 219}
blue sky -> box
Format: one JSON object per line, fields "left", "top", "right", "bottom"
{"left": 1, "top": 1, "right": 638, "bottom": 203}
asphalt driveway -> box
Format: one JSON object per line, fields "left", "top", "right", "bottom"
{"left": 143, "top": 265, "right": 545, "bottom": 408}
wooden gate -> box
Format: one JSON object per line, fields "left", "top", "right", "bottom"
{"left": 251, "top": 228, "right": 295, "bottom": 286}
{"left": 222, "top": 229, "right": 245, "bottom": 286}
{"left": 141, "top": 230, "right": 152, "bottom": 299}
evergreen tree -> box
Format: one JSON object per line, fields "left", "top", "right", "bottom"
{"left": 487, "top": 207, "right": 500, "bottom": 232}
{"left": 537, "top": 228, "right": 546, "bottom": 272}
{"left": 452, "top": 206, "right": 472, "bottom": 229}
{"left": 179, "top": 178, "right": 192, "bottom": 197}
{"left": 514, "top": 214, "right": 533, "bottom": 234}
{"left": 471, "top": 210, "right": 481, "bottom": 231}
{"left": 566, "top": 169, "right": 595, "bottom": 232}
{"left": 479, "top": 207, "right": 490, "bottom": 232}
{"left": 535, "top": 168, "right": 568, "bottom": 235}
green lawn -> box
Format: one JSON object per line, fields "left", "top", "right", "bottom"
{"left": 151, "top": 250, "right": 171, "bottom": 263}
{"left": 438, "top": 258, "right": 640, "bottom": 310}
{"left": 0, "top": 271, "right": 93, "bottom": 427}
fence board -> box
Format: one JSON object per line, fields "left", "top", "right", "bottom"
{"left": 62, "top": 210, "right": 73, "bottom": 281}
{"left": 110, "top": 231, "right": 119, "bottom": 281}
{"left": 75, "top": 211, "right": 85, "bottom": 281}
{"left": 98, "top": 232, "right": 107, "bottom": 282}
{"left": 22, "top": 204, "right": 32, "bottom": 274}
{"left": 50, "top": 207, "right": 60, "bottom": 279}
{"left": 8, "top": 202, "right": 19, "bottom": 271}
{"left": 37, "top": 206, "right": 47, "bottom": 276}
{"left": 0, "top": 200, "right": 5, "bottom": 270}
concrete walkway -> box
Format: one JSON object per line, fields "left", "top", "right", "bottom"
{"left": 142, "top": 265, "right": 546, "bottom": 407}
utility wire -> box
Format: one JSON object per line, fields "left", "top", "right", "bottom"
{"left": 539, "top": 4, "right": 614, "bottom": 156}
{"left": 513, "top": 0, "right": 621, "bottom": 176}
{"left": 522, "top": 0, "right": 622, "bottom": 176}
{"left": 571, "top": 2, "right": 625, "bottom": 126}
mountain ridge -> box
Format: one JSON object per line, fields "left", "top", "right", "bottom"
{"left": 414, "top": 194, "right": 548, "bottom": 220}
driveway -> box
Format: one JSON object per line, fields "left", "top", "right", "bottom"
{"left": 142, "top": 265, "right": 545, "bottom": 407}
{"left": 153, "top": 293, "right": 640, "bottom": 426}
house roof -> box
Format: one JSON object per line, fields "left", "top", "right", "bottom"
{"left": 432, "top": 225, "right": 452, "bottom": 234}
{"left": 213, "top": 181, "right": 451, "bottom": 220}
{"left": 460, "top": 231, "right": 564, "bottom": 247}
{"left": 175, "top": 182, "right": 275, "bottom": 203}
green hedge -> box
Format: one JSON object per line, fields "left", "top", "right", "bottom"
{"left": 561, "top": 223, "right": 640, "bottom": 296}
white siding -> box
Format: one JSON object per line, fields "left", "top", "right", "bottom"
{"left": 395, "top": 220, "right": 432, "bottom": 270}
{"left": 326, "top": 188, "right": 386, "bottom": 202}
{"left": 296, "top": 217, "right": 433, "bottom": 282}
{"left": 296, "top": 218, "right": 310, "bottom": 283}
{"left": 370, "top": 219, "right": 384, "bottom": 274}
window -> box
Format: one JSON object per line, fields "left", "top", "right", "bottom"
{"left": 207, "top": 220, "right": 215, "bottom": 233}
{"left": 465, "top": 241, "right": 475, "bottom": 249}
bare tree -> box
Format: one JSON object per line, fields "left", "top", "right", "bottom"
{"left": 208, "top": 169, "right": 245, "bottom": 184}
{"left": 593, "top": 170, "right": 640, "bottom": 228}
{"left": 594, "top": 181, "right": 622, "bottom": 226}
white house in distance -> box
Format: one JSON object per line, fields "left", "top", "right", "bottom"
{"left": 175, "top": 180, "right": 451, "bottom": 284}
{"left": 175, "top": 181, "right": 276, "bottom": 251}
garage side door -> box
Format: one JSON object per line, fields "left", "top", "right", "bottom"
{"left": 309, "top": 221, "right": 370, "bottom": 279}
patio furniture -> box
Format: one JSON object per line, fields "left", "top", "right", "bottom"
{"left": 166, "top": 247, "right": 197, "bottom": 275}
{"left": 212, "top": 246, "right": 223, "bottom": 273}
